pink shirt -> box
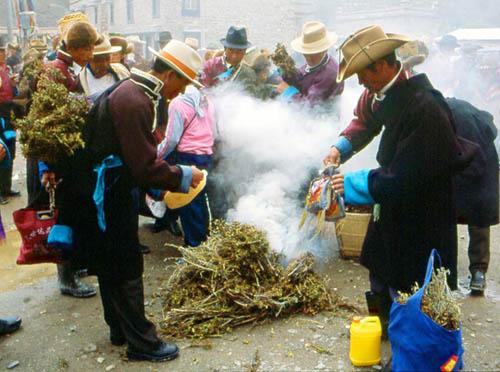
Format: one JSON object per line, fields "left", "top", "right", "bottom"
{"left": 159, "top": 86, "right": 216, "bottom": 157}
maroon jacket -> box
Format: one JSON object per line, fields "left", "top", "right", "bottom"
{"left": 47, "top": 51, "right": 81, "bottom": 92}
{"left": 283, "top": 54, "right": 344, "bottom": 104}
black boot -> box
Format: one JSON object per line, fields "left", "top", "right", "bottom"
{"left": 0, "top": 316, "right": 22, "bottom": 335}
{"left": 58, "top": 264, "right": 97, "bottom": 298}
{"left": 127, "top": 341, "right": 179, "bottom": 362}
{"left": 470, "top": 271, "right": 486, "bottom": 296}
{"left": 365, "top": 291, "right": 392, "bottom": 339}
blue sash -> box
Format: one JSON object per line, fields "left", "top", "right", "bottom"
{"left": 93, "top": 155, "right": 123, "bottom": 232}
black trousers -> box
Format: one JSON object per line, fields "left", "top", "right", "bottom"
{"left": 26, "top": 157, "right": 41, "bottom": 206}
{"left": 468, "top": 225, "right": 490, "bottom": 274}
{"left": 98, "top": 276, "right": 161, "bottom": 351}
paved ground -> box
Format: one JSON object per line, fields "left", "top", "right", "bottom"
{"left": 0, "top": 151, "right": 499, "bottom": 371}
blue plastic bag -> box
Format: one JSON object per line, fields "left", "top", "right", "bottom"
{"left": 389, "top": 249, "right": 464, "bottom": 371}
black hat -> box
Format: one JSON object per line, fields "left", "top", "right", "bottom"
{"left": 221, "top": 26, "right": 252, "bottom": 50}
{"left": 157, "top": 31, "right": 172, "bottom": 44}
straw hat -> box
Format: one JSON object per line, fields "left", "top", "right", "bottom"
{"left": 93, "top": 36, "right": 122, "bottom": 55}
{"left": 336, "top": 25, "right": 410, "bottom": 82}
{"left": 149, "top": 39, "right": 203, "bottom": 87}
{"left": 109, "top": 36, "right": 128, "bottom": 54}
{"left": 164, "top": 170, "right": 208, "bottom": 209}
{"left": 58, "top": 12, "right": 89, "bottom": 39}
{"left": 397, "top": 40, "right": 429, "bottom": 69}
{"left": 291, "top": 21, "right": 337, "bottom": 55}
{"left": 29, "top": 39, "right": 48, "bottom": 52}
{"left": 126, "top": 35, "right": 146, "bottom": 45}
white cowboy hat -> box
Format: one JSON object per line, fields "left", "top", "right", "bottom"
{"left": 184, "top": 37, "right": 200, "bottom": 50}
{"left": 291, "top": 21, "right": 337, "bottom": 55}
{"left": 126, "top": 35, "right": 146, "bottom": 45}
{"left": 336, "top": 25, "right": 410, "bottom": 83}
{"left": 93, "top": 36, "right": 122, "bottom": 56}
{"left": 149, "top": 39, "right": 204, "bottom": 88}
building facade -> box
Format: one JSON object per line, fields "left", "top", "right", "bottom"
{"left": 70, "top": 0, "right": 319, "bottom": 56}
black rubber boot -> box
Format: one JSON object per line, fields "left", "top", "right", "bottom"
{"left": 0, "top": 316, "right": 22, "bottom": 335}
{"left": 57, "top": 264, "right": 97, "bottom": 298}
{"left": 365, "top": 291, "right": 392, "bottom": 339}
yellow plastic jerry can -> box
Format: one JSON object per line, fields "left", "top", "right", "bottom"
{"left": 349, "top": 316, "right": 382, "bottom": 367}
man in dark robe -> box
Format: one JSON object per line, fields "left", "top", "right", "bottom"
{"left": 324, "top": 26, "right": 460, "bottom": 335}
{"left": 43, "top": 39, "right": 204, "bottom": 362}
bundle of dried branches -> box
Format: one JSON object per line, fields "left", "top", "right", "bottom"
{"left": 16, "top": 65, "right": 89, "bottom": 163}
{"left": 160, "top": 220, "right": 353, "bottom": 338}
{"left": 271, "top": 43, "right": 298, "bottom": 77}
{"left": 397, "top": 268, "right": 461, "bottom": 330}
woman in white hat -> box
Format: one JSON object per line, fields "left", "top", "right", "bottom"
{"left": 276, "top": 21, "right": 344, "bottom": 105}
{"left": 79, "top": 36, "right": 130, "bottom": 98}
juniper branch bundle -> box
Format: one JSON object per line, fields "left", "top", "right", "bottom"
{"left": 160, "top": 221, "right": 351, "bottom": 338}
{"left": 397, "top": 268, "right": 461, "bottom": 330}
{"left": 16, "top": 65, "right": 89, "bottom": 163}
{"left": 271, "top": 43, "right": 298, "bottom": 77}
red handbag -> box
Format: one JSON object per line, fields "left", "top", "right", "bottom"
{"left": 13, "top": 188, "right": 65, "bottom": 265}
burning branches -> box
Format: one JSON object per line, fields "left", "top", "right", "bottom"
{"left": 160, "top": 221, "right": 351, "bottom": 338}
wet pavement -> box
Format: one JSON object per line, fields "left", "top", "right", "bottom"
{"left": 0, "top": 151, "right": 499, "bottom": 371}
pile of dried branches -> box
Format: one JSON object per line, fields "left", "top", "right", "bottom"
{"left": 160, "top": 221, "right": 351, "bottom": 338}
{"left": 16, "top": 65, "right": 89, "bottom": 163}
{"left": 397, "top": 268, "right": 461, "bottom": 330}
{"left": 271, "top": 43, "right": 297, "bottom": 77}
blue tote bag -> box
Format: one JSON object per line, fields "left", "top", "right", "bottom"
{"left": 389, "top": 249, "right": 464, "bottom": 371}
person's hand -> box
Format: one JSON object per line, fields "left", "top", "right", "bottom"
{"left": 323, "top": 146, "right": 341, "bottom": 167}
{"left": 331, "top": 173, "right": 345, "bottom": 195}
{"left": 0, "top": 144, "right": 6, "bottom": 162}
{"left": 10, "top": 74, "right": 19, "bottom": 87}
{"left": 276, "top": 80, "right": 289, "bottom": 94}
{"left": 190, "top": 166, "right": 204, "bottom": 189}
{"left": 41, "top": 171, "right": 57, "bottom": 189}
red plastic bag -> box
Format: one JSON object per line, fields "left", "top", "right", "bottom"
{"left": 13, "top": 203, "right": 64, "bottom": 265}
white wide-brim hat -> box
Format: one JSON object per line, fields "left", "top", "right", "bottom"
{"left": 93, "top": 36, "right": 122, "bottom": 56}
{"left": 291, "top": 21, "right": 337, "bottom": 55}
{"left": 149, "top": 39, "right": 203, "bottom": 88}
{"left": 337, "top": 25, "right": 410, "bottom": 82}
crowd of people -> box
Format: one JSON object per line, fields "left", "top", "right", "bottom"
{"left": 0, "top": 12, "right": 498, "bottom": 365}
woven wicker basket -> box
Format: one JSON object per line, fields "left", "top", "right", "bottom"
{"left": 336, "top": 212, "right": 372, "bottom": 259}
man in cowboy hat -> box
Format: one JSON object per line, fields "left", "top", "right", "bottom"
{"left": 36, "top": 21, "right": 100, "bottom": 299}
{"left": 276, "top": 21, "right": 344, "bottom": 105}
{"left": 324, "top": 25, "right": 460, "bottom": 335}
{"left": 201, "top": 26, "right": 257, "bottom": 88}
{"left": 109, "top": 34, "right": 131, "bottom": 68}
{"left": 79, "top": 36, "right": 130, "bottom": 99}
{"left": 44, "top": 39, "right": 204, "bottom": 362}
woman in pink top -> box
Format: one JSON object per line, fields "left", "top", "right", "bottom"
{"left": 157, "top": 85, "right": 217, "bottom": 246}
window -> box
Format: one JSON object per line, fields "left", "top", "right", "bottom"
{"left": 182, "top": 0, "right": 200, "bottom": 17}
{"left": 127, "top": 0, "right": 134, "bottom": 24}
{"left": 93, "top": 6, "right": 98, "bottom": 25}
{"left": 109, "top": 0, "right": 114, "bottom": 25}
{"left": 152, "top": 0, "right": 160, "bottom": 18}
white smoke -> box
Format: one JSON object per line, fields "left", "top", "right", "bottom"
{"left": 208, "top": 83, "right": 376, "bottom": 261}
